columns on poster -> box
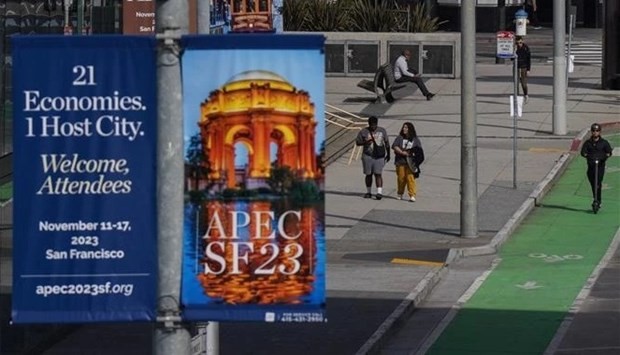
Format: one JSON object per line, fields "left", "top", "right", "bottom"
{"left": 198, "top": 74, "right": 318, "bottom": 189}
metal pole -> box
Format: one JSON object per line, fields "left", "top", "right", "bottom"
{"left": 197, "top": 0, "right": 210, "bottom": 34}
{"left": 154, "top": 1, "right": 191, "bottom": 355}
{"left": 552, "top": 0, "right": 567, "bottom": 135}
{"left": 64, "top": 0, "right": 71, "bottom": 29}
{"left": 460, "top": 0, "right": 478, "bottom": 239}
{"left": 565, "top": 14, "right": 574, "bottom": 89}
{"left": 513, "top": 53, "right": 519, "bottom": 189}
{"left": 77, "top": 0, "right": 84, "bottom": 34}
{"left": 207, "top": 321, "right": 219, "bottom": 355}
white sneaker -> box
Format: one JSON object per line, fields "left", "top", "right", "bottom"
{"left": 524, "top": 95, "right": 529, "bottom": 104}
{"left": 397, "top": 195, "right": 402, "bottom": 200}
{"left": 409, "top": 196, "right": 416, "bottom": 202}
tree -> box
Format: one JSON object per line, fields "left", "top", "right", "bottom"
{"left": 186, "top": 133, "right": 210, "bottom": 191}
{"left": 267, "top": 165, "right": 295, "bottom": 195}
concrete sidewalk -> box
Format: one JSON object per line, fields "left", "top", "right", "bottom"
{"left": 322, "top": 56, "right": 618, "bottom": 354}
{"left": 38, "top": 29, "right": 619, "bottom": 354}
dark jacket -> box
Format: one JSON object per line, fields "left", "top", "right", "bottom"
{"left": 581, "top": 136, "right": 613, "bottom": 165}
{"left": 391, "top": 136, "right": 423, "bottom": 166}
{"left": 516, "top": 43, "right": 531, "bottom": 70}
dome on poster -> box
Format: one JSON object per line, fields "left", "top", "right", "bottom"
{"left": 224, "top": 70, "right": 294, "bottom": 91}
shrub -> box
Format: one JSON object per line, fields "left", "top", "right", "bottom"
{"left": 281, "top": 0, "right": 445, "bottom": 33}
{"left": 291, "top": 180, "right": 322, "bottom": 202}
{"left": 222, "top": 188, "right": 238, "bottom": 198}
{"left": 348, "top": 0, "right": 401, "bottom": 32}
{"left": 267, "top": 166, "right": 295, "bottom": 195}
{"left": 281, "top": 0, "right": 310, "bottom": 31}
{"left": 304, "top": 0, "right": 353, "bottom": 32}
{"left": 405, "top": 2, "right": 447, "bottom": 33}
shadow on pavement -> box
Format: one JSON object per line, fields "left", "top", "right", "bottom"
{"left": 538, "top": 203, "right": 593, "bottom": 213}
{"left": 343, "top": 96, "right": 376, "bottom": 103}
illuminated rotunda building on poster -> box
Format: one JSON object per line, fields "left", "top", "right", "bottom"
{"left": 199, "top": 70, "right": 319, "bottom": 190}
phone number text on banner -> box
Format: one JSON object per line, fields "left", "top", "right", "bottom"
{"left": 11, "top": 36, "right": 158, "bottom": 323}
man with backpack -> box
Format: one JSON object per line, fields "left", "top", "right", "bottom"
{"left": 355, "top": 116, "right": 390, "bottom": 200}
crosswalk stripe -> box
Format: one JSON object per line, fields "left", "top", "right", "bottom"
{"left": 546, "top": 40, "right": 602, "bottom": 65}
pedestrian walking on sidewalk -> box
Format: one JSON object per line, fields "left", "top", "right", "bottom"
{"left": 355, "top": 116, "right": 390, "bottom": 200}
{"left": 514, "top": 36, "right": 531, "bottom": 103}
{"left": 391, "top": 122, "right": 424, "bottom": 202}
{"left": 580, "top": 123, "right": 613, "bottom": 208}
{"left": 394, "top": 49, "right": 435, "bottom": 101}
{"left": 524, "top": 0, "right": 541, "bottom": 29}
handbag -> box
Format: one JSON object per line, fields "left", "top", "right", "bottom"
{"left": 406, "top": 155, "right": 421, "bottom": 178}
{"left": 370, "top": 134, "right": 386, "bottom": 159}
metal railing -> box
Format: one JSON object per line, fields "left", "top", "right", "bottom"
{"left": 324, "top": 103, "right": 366, "bottom": 165}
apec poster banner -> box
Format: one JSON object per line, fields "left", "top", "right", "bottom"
{"left": 11, "top": 36, "right": 157, "bottom": 323}
{"left": 180, "top": 34, "right": 326, "bottom": 322}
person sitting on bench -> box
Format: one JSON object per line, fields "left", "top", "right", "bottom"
{"left": 394, "top": 50, "right": 435, "bottom": 101}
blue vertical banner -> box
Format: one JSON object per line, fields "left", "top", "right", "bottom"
{"left": 11, "top": 36, "right": 158, "bottom": 323}
{"left": 180, "top": 34, "right": 326, "bottom": 322}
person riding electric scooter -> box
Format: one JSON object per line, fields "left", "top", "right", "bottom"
{"left": 580, "top": 123, "right": 613, "bottom": 213}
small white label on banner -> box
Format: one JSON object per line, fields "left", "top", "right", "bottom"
{"left": 510, "top": 95, "right": 524, "bottom": 117}
{"left": 568, "top": 54, "right": 575, "bottom": 73}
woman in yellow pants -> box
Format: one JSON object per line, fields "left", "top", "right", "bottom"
{"left": 391, "top": 122, "right": 423, "bottom": 202}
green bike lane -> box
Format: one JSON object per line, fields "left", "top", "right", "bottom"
{"left": 427, "top": 134, "right": 620, "bottom": 355}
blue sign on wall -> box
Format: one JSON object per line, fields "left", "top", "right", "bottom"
{"left": 11, "top": 36, "right": 158, "bottom": 323}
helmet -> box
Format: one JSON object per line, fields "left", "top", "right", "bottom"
{"left": 590, "top": 123, "right": 601, "bottom": 132}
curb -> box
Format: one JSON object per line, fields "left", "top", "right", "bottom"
{"left": 355, "top": 266, "right": 448, "bottom": 355}
{"left": 446, "top": 125, "right": 595, "bottom": 264}
{"left": 543, "top": 227, "right": 620, "bottom": 355}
